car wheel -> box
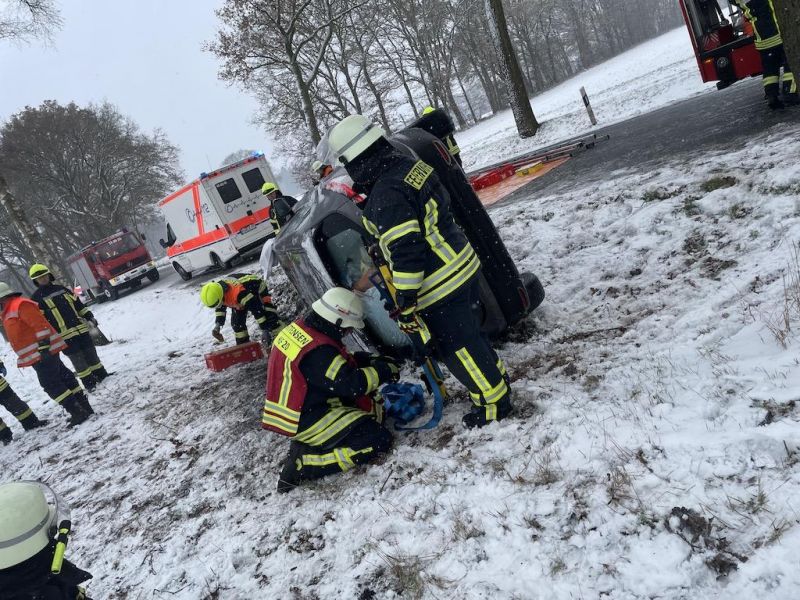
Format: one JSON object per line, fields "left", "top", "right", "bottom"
{"left": 147, "top": 269, "right": 160, "bottom": 282}
{"left": 210, "top": 253, "right": 225, "bottom": 270}
{"left": 521, "top": 272, "right": 545, "bottom": 311}
{"left": 173, "top": 261, "right": 192, "bottom": 281}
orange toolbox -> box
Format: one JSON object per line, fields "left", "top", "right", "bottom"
{"left": 204, "top": 341, "right": 264, "bottom": 371}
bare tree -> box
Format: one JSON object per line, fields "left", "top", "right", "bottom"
{"left": 485, "top": 0, "right": 540, "bottom": 137}
{"left": 772, "top": 0, "right": 800, "bottom": 81}
{"left": 0, "top": 0, "right": 61, "bottom": 42}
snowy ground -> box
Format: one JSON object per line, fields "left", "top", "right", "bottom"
{"left": 458, "top": 27, "right": 716, "bottom": 173}
{"left": 2, "top": 121, "right": 799, "bottom": 599}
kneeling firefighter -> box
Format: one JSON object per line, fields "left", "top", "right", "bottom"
{"left": 200, "top": 273, "right": 284, "bottom": 345}
{"left": 0, "top": 481, "right": 93, "bottom": 599}
{"left": 0, "top": 360, "right": 48, "bottom": 445}
{"left": 261, "top": 287, "right": 400, "bottom": 493}
{"left": 29, "top": 264, "right": 109, "bottom": 392}
{"left": 0, "top": 284, "right": 94, "bottom": 427}
{"left": 328, "top": 114, "right": 513, "bottom": 429}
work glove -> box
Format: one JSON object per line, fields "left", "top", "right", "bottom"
{"left": 211, "top": 325, "right": 224, "bottom": 342}
{"left": 0, "top": 361, "right": 6, "bottom": 377}
{"left": 394, "top": 305, "right": 421, "bottom": 334}
{"left": 373, "top": 356, "right": 401, "bottom": 383}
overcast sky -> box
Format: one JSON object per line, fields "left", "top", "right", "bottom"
{"left": 0, "top": 0, "right": 277, "bottom": 182}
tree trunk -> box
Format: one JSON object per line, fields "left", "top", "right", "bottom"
{"left": 454, "top": 68, "right": 478, "bottom": 124}
{"left": 485, "top": 0, "right": 539, "bottom": 137}
{"left": 773, "top": 0, "right": 800, "bottom": 80}
{"left": 288, "top": 54, "right": 322, "bottom": 145}
{"left": 0, "top": 174, "right": 62, "bottom": 278}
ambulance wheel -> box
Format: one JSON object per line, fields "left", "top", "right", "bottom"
{"left": 173, "top": 261, "right": 192, "bottom": 281}
{"left": 147, "top": 269, "right": 160, "bottom": 282}
{"left": 521, "top": 272, "right": 545, "bottom": 311}
{"left": 210, "top": 253, "right": 226, "bottom": 270}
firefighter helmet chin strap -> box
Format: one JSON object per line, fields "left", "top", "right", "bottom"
{"left": 20, "top": 481, "right": 72, "bottom": 574}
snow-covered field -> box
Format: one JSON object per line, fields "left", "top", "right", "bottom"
{"left": 458, "top": 27, "right": 715, "bottom": 172}
{"left": 2, "top": 121, "right": 799, "bottom": 598}
{"left": 3, "top": 28, "right": 800, "bottom": 599}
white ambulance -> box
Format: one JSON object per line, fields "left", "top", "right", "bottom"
{"left": 158, "top": 153, "right": 276, "bottom": 280}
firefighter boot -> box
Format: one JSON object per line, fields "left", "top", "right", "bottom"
{"left": 0, "top": 425, "right": 12, "bottom": 445}
{"left": 784, "top": 92, "right": 800, "bottom": 106}
{"left": 766, "top": 91, "right": 785, "bottom": 110}
{"left": 277, "top": 441, "right": 307, "bottom": 493}
{"left": 20, "top": 414, "right": 49, "bottom": 431}
{"left": 462, "top": 397, "right": 514, "bottom": 429}
{"left": 62, "top": 394, "right": 93, "bottom": 427}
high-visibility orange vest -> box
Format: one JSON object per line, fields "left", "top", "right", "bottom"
{"left": 261, "top": 319, "right": 373, "bottom": 437}
{"left": 2, "top": 297, "right": 66, "bottom": 367}
{"left": 222, "top": 281, "right": 245, "bottom": 309}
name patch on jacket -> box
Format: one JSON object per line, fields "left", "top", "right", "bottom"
{"left": 274, "top": 323, "right": 313, "bottom": 360}
{"left": 404, "top": 161, "right": 434, "bottom": 190}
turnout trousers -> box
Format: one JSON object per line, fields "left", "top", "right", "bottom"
{"left": 0, "top": 378, "right": 38, "bottom": 432}
{"left": 286, "top": 415, "right": 393, "bottom": 481}
{"left": 32, "top": 354, "right": 88, "bottom": 411}
{"left": 418, "top": 279, "right": 511, "bottom": 421}
{"left": 64, "top": 333, "right": 107, "bottom": 390}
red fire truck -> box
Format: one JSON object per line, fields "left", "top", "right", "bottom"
{"left": 679, "top": 0, "right": 762, "bottom": 89}
{"left": 67, "top": 229, "right": 159, "bottom": 302}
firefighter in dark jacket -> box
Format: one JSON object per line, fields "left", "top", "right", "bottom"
{"left": 0, "top": 481, "right": 93, "bottom": 600}
{"left": 0, "top": 360, "right": 48, "bottom": 445}
{"left": 261, "top": 182, "right": 298, "bottom": 234}
{"left": 29, "top": 264, "right": 109, "bottom": 392}
{"left": 0, "top": 283, "right": 93, "bottom": 427}
{"left": 200, "top": 273, "right": 284, "bottom": 345}
{"left": 418, "top": 106, "right": 462, "bottom": 166}
{"left": 262, "top": 287, "right": 400, "bottom": 493}
{"left": 328, "top": 114, "right": 512, "bottom": 429}
{"left": 735, "top": 0, "right": 798, "bottom": 108}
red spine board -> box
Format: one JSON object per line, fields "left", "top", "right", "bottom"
{"left": 205, "top": 341, "right": 265, "bottom": 371}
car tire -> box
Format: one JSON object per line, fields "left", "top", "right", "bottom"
{"left": 147, "top": 269, "right": 160, "bottom": 282}
{"left": 521, "top": 272, "right": 545, "bottom": 311}
{"left": 210, "top": 253, "right": 225, "bottom": 270}
{"left": 173, "top": 261, "right": 192, "bottom": 281}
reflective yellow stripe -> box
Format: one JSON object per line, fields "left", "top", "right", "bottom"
{"left": 17, "top": 408, "right": 32, "bottom": 421}
{"left": 0, "top": 421, "right": 6, "bottom": 432}
{"left": 456, "top": 347, "right": 508, "bottom": 405}
{"left": 301, "top": 446, "right": 371, "bottom": 472}
{"left": 423, "top": 199, "right": 457, "bottom": 262}
{"left": 763, "top": 75, "right": 780, "bottom": 85}
{"left": 325, "top": 355, "right": 347, "bottom": 381}
{"left": 378, "top": 219, "right": 422, "bottom": 263}
{"left": 264, "top": 401, "right": 301, "bottom": 421}
{"left": 416, "top": 249, "right": 480, "bottom": 311}
{"left": 278, "top": 359, "right": 293, "bottom": 407}
{"left": 361, "top": 366, "right": 379, "bottom": 393}
{"left": 75, "top": 366, "right": 93, "bottom": 379}
{"left": 240, "top": 293, "right": 255, "bottom": 305}
{"left": 53, "top": 388, "right": 73, "bottom": 404}
{"left": 261, "top": 412, "right": 298, "bottom": 435}
{"left": 362, "top": 217, "right": 380, "bottom": 238}
{"left": 256, "top": 315, "right": 267, "bottom": 324}
{"left": 294, "top": 407, "right": 365, "bottom": 446}
{"left": 0, "top": 379, "right": 7, "bottom": 393}
{"left": 392, "top": 270, "right": 425, "bottom": 291}
{"left": 44, "top": 299, "right": 68, "bottom": 334}
{"left": 234, "top": 330, "right": 250, "bottom": 339}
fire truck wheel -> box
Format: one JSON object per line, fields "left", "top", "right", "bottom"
{"left": 521, "top": 272, "right": 545, "bottom": 311}
{"left": 147, "top": 269, "right": 160, "bottom": 282}
{"left": 173, "top": 261, "right": 192, "bottom": 281}
{"left": 102, "top": 283, "right": 120, "bottom": 301}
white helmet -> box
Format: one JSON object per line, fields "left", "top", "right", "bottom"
{"left": 328, "top": 115, "right": 386, "bottom": 165}
{"left": 0, "top": 482, "right": 57, "bottom": 569}
{"left": 311, "top": 160, "right": 324, "bottom": 175}
{"left": 312, "top": 287, "right": 365, "bottom": 329}
{"left": 0, "top": 282, "right": 17, "bottom": 301}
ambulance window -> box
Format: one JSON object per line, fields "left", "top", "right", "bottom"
{"left": 215, "top": 178, "right": 242, "bottom": 204}
{"left": 242, "top": 168, "right": 266, "bottom": 193}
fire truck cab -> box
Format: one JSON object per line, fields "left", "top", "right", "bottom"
{"left": 679, "top": 0, "right": 763, "bottom": 89}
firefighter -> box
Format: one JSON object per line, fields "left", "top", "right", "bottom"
{"left": 0, "top": 360, "right": 48, "bottom": 445}
{"left": 29, "top": 264, "right": 109, "bottom": 392}
{"left": 311, "top": 160, "right": 334, "bottom": 185}
{"left": 200, "top": 273, "right": 284, "bottom": 345}
{"left": 0, "top": 481, "right": 93, "bottom": 599}
{"left": 328, "top": 114, "right": 513, "bottom": 429}
{"left": 420, "top": 106, "right": 462, "bottom": 166}
{"left": 261, "top": 287, "right": 400, "bottom": 492}
{"left": 261, "top": 182, "right": 298, "bottom": 234}
{"left": 0, "top": 283, "right": 94, "bottom": 427}
{"left": 735, "top": 0, "right": 798, "bottom": 108}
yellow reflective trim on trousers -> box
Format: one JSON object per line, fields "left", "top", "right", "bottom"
{"left": 361, "top": 367, "right": 379, "bottom": 393}
{"left": 53, "top": 389, "right": 73, "bottom": 404}
{"left": 325, "top": 355, "right": 347, "bottom": 381}
{"left": 87, "top": 363, "right": 103, "bottom": 374}
{"left": 301, "top": 446, "right": 371, "bottom": 472}
{"left": 416, "top": 249, "right": 480, "bottom": 311}
{"left": 278, "top": 359, "right": 293, "bottom": 407}
{"left": 456, "top": 347, "right": 508, "bottom": 405}
{"left": 417, "top": 244, "right": 478, "bottom": 298}
{"left": 423, "top": 200, "right": 457, "bottom": 262}
{"left": 763, "top": 75, "right": 780, "bottom": 85}
{"left": 16, "top": 408, "right": 33, "bottom": 421}
{"left": 0, "top": 421, "right": 6, "bottom": 431}
{"left": 234, "top": 330, "right": 250, "bottom": 339}
{"left": 0, "top": 379, "right": 7, "bottom": 393}
{"left": 334, "top": 448, "right": 355, "bottom": 471}
{"left": 294, "top": 407, "right": 365, "bottom": 446}
{"left": 240, "top": 293, "right": 255, "bottom": 306}
{"left": 301, "top": 452, "right": 339, "bottom": 467}
{"left": 76, "top": 366, "right": 93, "bottom": 379}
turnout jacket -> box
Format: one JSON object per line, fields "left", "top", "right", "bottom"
{"left": 31, "top": 283, "right": 93, "bottom": 343}
{"left": 360, "top": 153, "right": 480, "bottom": 311}
{"left": 262, "top": 313, "right": 393, "bottom": 445}
{"left": 214, "top": 273, "right": 274, "bottom": 331}
{"left": 735, "top": 0, "right": 782, "bottom": 50}
{"left": 268, "top": 195, "right": 298, "bottom": 233}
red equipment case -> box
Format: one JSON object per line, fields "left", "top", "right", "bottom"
{"left": 205, "top": 341, "right": 265, "bottom": 371}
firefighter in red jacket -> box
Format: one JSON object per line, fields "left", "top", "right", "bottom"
{"left": 0, "top": 283, "right": 93, "bottom": 427}
{"left": 0, "top": 360, "right": 47, "bottom": 445}
{"left": 735, "top": 0, "right": 798, "bottom": 108}
{"left": 200, "top": 273, "right": 284, "bottom": 345}
{"left": 261, "top": 287, "right": 400, "bottom": 493}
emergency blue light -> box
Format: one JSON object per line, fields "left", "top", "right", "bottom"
{"left": 200, "top": 172, "right": 208, "bottom": 179}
